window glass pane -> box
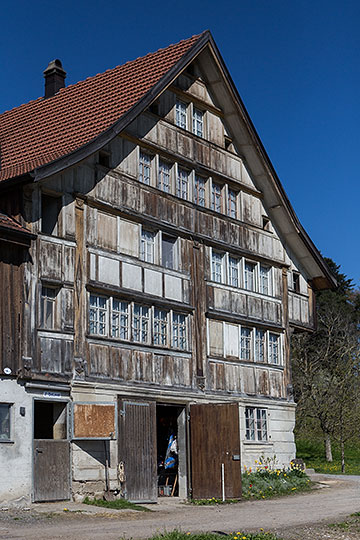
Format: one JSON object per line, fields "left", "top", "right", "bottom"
{"left": 255, "top": 329, "right": 265, "bottom": 362}
{"left": 140, "top": 230, "right": 155, "bottom": 263}
{"left": 112, "top": 300, "right": 129, "bottom": 339}
{"left": 153, "top": 308, "right": 168, "bottom": 346}
{"left": 162, "top": 235, "right": 176, "bottom": 269}
{"left": 194, "top": 175, "right": 205, "bottom": 206}
{"left": 175, "top": 100, "right": 187, "bottom": 129}
{"left": 211, "top": 252, "right": 224, "bottom": 283}
{"left": 211, "top": 183, "right": 222, "bottom": 212}
{"left": 245, "top": 408, "right": 255, "bottom": 441}
{"left": 244, "top": 261, "right": 256, "bottom": 291}
{"left": 158, "top": 160, "right": 171, "bottom": 192}
{"left": 40, "top": 286, "right": 57, "bottom": 329}
{"left": 139, "top": 152, "right": 151, "bottom": 184}
{"left": 89, "top": 294, "right": 107, "bottom": 335}
{"left": 269, "top": 333, "right": 280, "bottom": 364}
{"left": 192, "top": 107, "right": 203, "bottom": 137}
{"left": 240, "top": 327, "right": 251, "bottom": 360}
{"left": 176, "top": 168, "right": 189, "bottom": 200}
{"left": 228, "top": 256, "right": 240, "bottom": 287}
{"left": 0, "top": 404, "right": 10, "bottom": 440}
{"left": 260, "top": 265, "right": 271, "bottom": 295}
{"left": 133, "top": 304, "right": 150, "bottom": 343}
{"left": 172, "top": 312, "right": 187, "bottom": 349}
{"left": 228, "top": 189, "right": 237, "bottom": 219}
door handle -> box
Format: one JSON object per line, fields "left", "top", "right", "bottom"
{"left": 36, "top": 448, "right": 43, "bottom": 453}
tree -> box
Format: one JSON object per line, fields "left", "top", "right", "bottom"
{"left": 291, "top": 258, "right": 360, "bottom": 469}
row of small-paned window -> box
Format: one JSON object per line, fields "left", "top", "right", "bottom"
{"left": 139, "top": 150, "right": 241, "bottom": 218}
{"left": 89, "top": 295, "right": 189, "bottom": 350}
{"left": 211, "top": 250, "right": 273, "bottom": 296}
{"left": 226, "top": 325, "right": 281, "bottom": 365}
{"left": 245, "top": 407, "right": 268, "bottom": 442}
{"left": 175, "top": 99, "right": 204, "bottom": 137}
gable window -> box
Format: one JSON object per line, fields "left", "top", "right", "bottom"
{"left": 161, "top": 234, "right": 177, "bottom": 270}
{"left": 41, "top": 193, "right": 61, "bottom": 236}
{"left": 194, "top": 174, "right": 206, "bottom": 206}
{"left": 176, "top": 167, "right": 189, "bottom": 200}
{"left": 259, "top": 265, "right": 271, "bottom": 296}
{"left": 254, "top": 329, "right": 265, "bottom": 362}
{"left": 269, "top": 333, "right": 280, "bottom": 364}
{"left": 240, "top": 327, "right": 252, "bottom": 361}
{"left": 228, "top": 256, "right": 240, "bottom": 287}
{"left": 139, "top": 151, "right": 151, "bottom": 185}
{"left": 89, "top": 294, "right": 107, "bottom": 336}
{"left": 245, "top": 407, "right": 268, "bottom": 442}
{"left": 111, "top": 299, "right": 129, "bottom": 339}
{"left": 292, "top": 272, "right": 300, "bottom": 293}
{"left": 244, "top": 261, "right": 256, "bottom": 291}
{"left": 133, "top": 304, "right": 150, "bottom": 343}
{"left": 227, "top": 189, "right": 238, "bottom": 219}
{"left": 172, "top": 312, "right": 187, "bottom": 349}
{"left": 211, "top": 182, "right": 222, "bottom": 213}
{"left": 192, "top": 107, "right": 204, "bottom": 137}
{"left": 175, "top": 99, "right": 187, "bottom": 129}
{"left": 140, "top": 229, "right": 156, "bottom": 263}
{"left": 40, "top": 286, "right": 58, "bottom": 329}
{"left": 211, "top": 251, "right": 225, "bottom": 283}
{"left": 153, "top": 308, "right": 169, "bottom": 346}
{"left": 158, "top": 160, "right": 171, "bottom": 193}
{"left": 0, "top": 404, "right": 11, "bottom": 441}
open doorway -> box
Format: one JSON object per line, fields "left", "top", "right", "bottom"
{"left": 156, "top": 404, "right": 187, "bottom": 498}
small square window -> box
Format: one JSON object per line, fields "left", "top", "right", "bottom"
{"left": 0, "top": 404, "right": 11, "bottom": 441}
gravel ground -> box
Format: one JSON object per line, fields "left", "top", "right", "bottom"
{"left": 0, "top": 474, "right": 359, "bottom": 540}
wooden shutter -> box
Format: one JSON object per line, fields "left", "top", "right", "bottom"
{"left": 190, "top": 402, "right": 241, "bottom": 499}
{"left": 118, "top": 398, "right": 157, "bottom": 503}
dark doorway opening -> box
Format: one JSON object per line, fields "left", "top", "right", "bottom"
{"left": 34, "top": 400, "right": 67, "bottom": 439}
{"left": 156, "top": 404, "right": 186, "bottom": 497}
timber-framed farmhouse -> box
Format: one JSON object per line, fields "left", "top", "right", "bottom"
{"left": 0, "top": 31, "right": 335, "bottom": 505}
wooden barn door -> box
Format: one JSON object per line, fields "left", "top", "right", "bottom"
{"left": 190, "top": 402, "right": 241, "bottom": 500}
{"left": 118, "top": 399, "right": 157, "bottom": 503}
{"left": 33, "top": 440, "right": 70, "bottom": 501}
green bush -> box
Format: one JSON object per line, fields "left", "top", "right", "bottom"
{"left": 149, "top": 531, "right": 281, "bottom": 540}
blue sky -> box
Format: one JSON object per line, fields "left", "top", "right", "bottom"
{"left": 1, "top": 0, "right": 359, "bottom": 286}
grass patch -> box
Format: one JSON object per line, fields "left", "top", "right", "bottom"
{"left": 191, "top": 498, "right": 239, "bottom": 506}
{"left": 83, "top": 496, "right": 150, "bottom": 512}
{"left": 296, "top": 438, "right": 360, "bottom": 475}
{"left": 149, "top": 531, "right": 281, "bottom": 540}
{"left": 329, "top": 513, "right": 360, "bottom": 533}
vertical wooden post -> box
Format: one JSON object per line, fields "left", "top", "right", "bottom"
{"left": 191, "top": 240, "right": 207, "bottom": 389}
{"left": 74, "top": 197, "right": 85, "bottom": 377}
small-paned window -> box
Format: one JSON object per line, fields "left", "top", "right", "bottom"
{"left": 194, "top": 175, "right": 206, "bottom": 207}
{"left": 89, "top": 294, "right": 107, "bottom": 336}
{"left": 292, "top": 272, "right": 300, "bottom": 293}
{"left": 245, "top": 407, "right": 268, "bottom": 442}
{"left": 211, "top": 251, "right": 225, "bottom": 283}
{"left": 172, "top": 312, "right": 187, "bottom": 350}
{"left": 227, "top": 189, "right": 237, "bottom": 219}
{"left": 41, "top": 194, "right": 61, "bottom": 236}
{"left": 139, "top": 151, "right": 151, "bottom": 185}
{"left": 240, "top": 327, "right": 252, "bottom": 361}
{"left": 228, "top": 256, "right": 240, "bottom": 287}
{"left": 259, "top": 265, "right": 271, "bottom": 295}
{"left": 0, "top": 404, "right": 11, "bottom": 441}
{"left": 254, "top": 329, "right": 265, "bottom": 362}
{"left": 192, "top": 107, "right": 204, "bottom": 137}
{"left": 244, "top": 261, "right": 256, "bottom": 291}
{"left": 211, "top": 182, "right": 222, "bottom": 213}
{"left": 40, "top": 286, "right": 58, "bottom": 329}
{"left": 153, "top": 308, "right": 169, "bottom": 346}
{"left": 269, "top": 333, "right": 280, "bottom": 364}
{"left": 140, "top": 229, "right": 156, "bottom": 263}
{"left": 176, "top": 167, "right": 189, "bottom": 200}
{"left": 133, "top": 304, "right": 150, "bottom": 343}
{"left": 158, "top": 160, "right": 171, "bottom": 193}
{"left": 111, "top": 299, "right": 129, "bottom": 339}
{"left": 161, "top": 235, "right": 177, "bottom": 270}
{"left": 175, "top": 100, "right": 187, "bottom": 129}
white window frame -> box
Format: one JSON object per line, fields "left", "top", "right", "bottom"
{"left": 254, "top": 328, "right": 266, "bottom": 363}
{"left": 245, "top": 407, "right": 268, "bottom": 442}
{"left": 158, "top": 159, "right": 171, "bottom": 193}
{"left": 194, "top": 174, "right": 206, "bottom": 207}
{"left": 192, "top": 107, "right": 204, "bottom": 137}
{"left": 211, "top": 181, "right": 223, "bottom": 213}
{"left": 244, "top": 260, "right": 257, "bottom": 292}
{"left": 153, "top": 307, "right": 169, "bottom": 347}
{"left": 228, "top": 255, "right": 241, "bottom": 288}
{"left": 111, "top": 299, "right": 129, "bottom": 340}
{"left": 227, "top": 187, "right": 238, "bottom": 219}
{"left": 89, "top": 294, "right": 108, "bottom": 336}
{"left": 268, "top": 332, "right": 281, "bottom": 365}
{"left": 139, "top": 150, "right": 152, "bottom": 185}
{"left": 40, "top": 285, "right": 59, "bottom": 330}
{"left": 132, "top": 304, "right": 150, "bottom": 344}
{"left": 171, "top": 312, "right": 188, "bottom": 350}
{"left": 211, "top": 250, "right": 225, "bottom": 284}
{"left": 140, "top": 229, "right": 156, "bottom": 264}
{"left": 176, "top": 166, "right": 189, "bottom": 200}
{"left": 160, "top": 232, "right": 178, "bottom": 270}
{"left": 259, "top": 264, "right": 272, "bottom": 296}
{"left": 240, "top": 326, "right": 252, "bottom": 361}
{"left": 0, "top": 403, "right": 12, "bottom": 442}
{"left": 175, "top": 99, "right": 187, "bottom": 130}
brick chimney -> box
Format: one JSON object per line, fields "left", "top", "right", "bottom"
{"left": 43, "top": 59, "right": 66, "bottom": 98}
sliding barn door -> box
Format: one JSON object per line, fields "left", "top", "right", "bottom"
{"left": 118, "top": 399, "right": 157, "bottom": 503}
{"left": 190, "top": 402, "right": 241, "bottom": 499}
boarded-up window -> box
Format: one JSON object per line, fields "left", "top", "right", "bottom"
{"left": 208, "top": 320, "right": 224, "bottom": 356}
{"left": 119, "top": 219, "right": 140, "bottom": 257}
{"left": 73, "top": 403, "right": 116, "bottom": 439}
{"left": 97, "top": 212, "right": 117, "bottom": 250}
{"left": 224, "top": 323, "right": 239, "bottom": 358}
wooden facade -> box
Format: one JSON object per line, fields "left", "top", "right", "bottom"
{"left": 0, "top": 33, "right": 335, "bottom": 505}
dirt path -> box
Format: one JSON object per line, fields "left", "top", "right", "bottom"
{"left": 1, "top": 474, "right": 360, "bottom": 540}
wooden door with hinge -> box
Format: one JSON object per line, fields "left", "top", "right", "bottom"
{"left": 118, "top": 398, "right": 157, "bottom": 503}
{"left": 190, "top": 402, "right": 241, "bottom": 500}
{"left": 33, "top": 440, "right": 70, "bottom": 501}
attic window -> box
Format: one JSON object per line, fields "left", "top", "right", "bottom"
{"left": 225, "top": 136, "right": 233, "bottom": 151}
{"left": 41, "top": 193, "right": 61, "bottom": 236}
{"left": 292, "top": 272, "right": 300, "bottom": 293}
{"left": 185, "top": 64, "right": 195, "bottom": 77}
{"left": 149, "top": 102, "right": 159, "bottom": 115}
{"left": 262, "top": 216, "right": 271, "bottom": 231}
{"left": 98, "top": 151, "right": 110, "bottom": 168}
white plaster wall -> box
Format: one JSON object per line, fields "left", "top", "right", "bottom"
{"left": 0, "top": 379, "right": 33, "bottom": 506}
{"left": 239, "top": 401, "right": 296, "bottom": 470}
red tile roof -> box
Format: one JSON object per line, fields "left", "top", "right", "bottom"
{"left": 0, "top": 213, "right": 33, "bottom": 236}
{"left": 0, "top": 33, "right": 204, "bottom": 183}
